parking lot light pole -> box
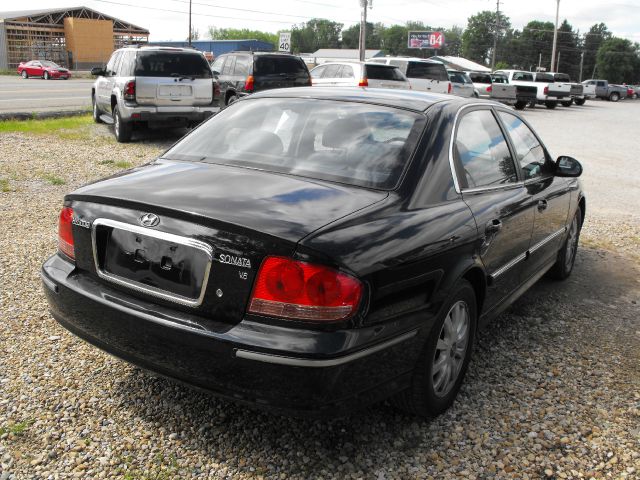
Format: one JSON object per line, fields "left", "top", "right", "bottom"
{"left": 550, "top": 0, "right": 560, "bottom": 72}
{"left": 359, "top": 0, "right": 368, "bottom": 62}
{"left": 188, "top": 0, "right": 192, "bottom": 46}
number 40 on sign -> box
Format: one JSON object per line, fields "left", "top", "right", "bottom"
{"left": 279, "top": 32, "right": 291, "bottom": 52}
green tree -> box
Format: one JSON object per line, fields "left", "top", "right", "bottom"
{"left": 582, "top": 23, "right": 611, "bottom": 79}
{"left": 596, "top": 37, "right": 640, "bottom": 83}
{"left": 461, "top": 11, "right": 510, "bottom": 65}
{"left": 341, "top": 22, "right": 383, "bottom": 50}
{"left": 207, "top": 27, "right": 278, "bottom": 48}
{"left": 555, "top": 20, "right": 580, "bottom": 79}
{"left": 441, "top": 26, "right": 463, "bottom": 57}
{"left": 291, "top": 19, "right": 343, "bottom": 53}
{"left": 517, "top": 20, "right": 555, "bottom": 71}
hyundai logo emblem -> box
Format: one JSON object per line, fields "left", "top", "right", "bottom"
{"left": 139, "top": 213, "right": 160, "bottom": 227}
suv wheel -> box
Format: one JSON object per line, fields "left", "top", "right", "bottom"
{"left": 609, "top": 92, "right": 620, "bottom": 102}
{"left": 92, "top": 96, "right": 103, "bottom": 124}
{"left": 561, "top": 100, "right": 573, "bottom": 107}
{"left": 514, "top": 100, "right": 527, "bottom": 110}
{"left": 113, "top": 106, "right": 132, "bottom": 143}
{"left": 574, "top": 98, "right": 586, "bottom": 106}
{"left": 226, "top": 94, "right": 238, "bottom": 106}
{"left": 549, "top": 206, "right": 582, "bottom": 280}
{"left": 545, "top": 101, "right": 557, "bottom": 109}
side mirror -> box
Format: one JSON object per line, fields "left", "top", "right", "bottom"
{"left": 555, "top": 156, "right": 583, "bottom": 177}
{"left": 91, "top": 66, "right": 106, "bottom": 76}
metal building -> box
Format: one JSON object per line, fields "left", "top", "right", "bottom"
{"left": 152, "top": 40, "right": 274, "bottom": 60}
{"left": 0, "top": 6, "right": 149, "bottom": 70}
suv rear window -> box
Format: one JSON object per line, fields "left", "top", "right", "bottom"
{"left": 469, "top": 72, "right": 492, "bottom": 84}
{"left": 254, "top": 56, "right": 308, "bottom": 77}
{"left": 134, "top": 51, "right": 212, "bottom": 78}
{"left": 449, "top": 72, "right": 471, "bottom": 84}
{"left": 364, "top": 65, "right": 406, "bottom": 81}
{"left": 406, "top": 62, "right": 448, "bottom": 81}
{"left": 535, "top": 73, "right": 554, "bottom": 83}
{"left": 554, "top": 73, "right": 571, "bottom": 82}
{"left": 164, "top": 98, "right": 425, "bottom": 190}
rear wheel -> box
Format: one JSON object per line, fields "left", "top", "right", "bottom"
{"left": 113, "top": 106, "right": 132, "bottom": 143}
{"left": 226, "top": 94, "right": 238, "bottom": 106}
{"left": 391, "top": 280, "right": 476, "bottom": 417}
{"left": 609, "top": 92, "right": 620, "bottom": 102}
{"left": 561, "top": 100, "right": 573, "bottom": 107}
{"left": 545, "top": 100, "right": 557, "bottom": 109}
{"left": 549, "top": 206, "right": 582, "bottom": 280}
{"left": 21, "top": 70, "right": 28, "bottom": 79}
{"left": 92, "top": 95, "right": 103, "bottom": 124}
{"left": 43, "top": 71, "right": 50, "bottom": 80}
{"left": 574, "top": 98, "right": 586, "bottom": 106}
{"left": 514, "top": 100, "right": 527, "bottom": 110}
{"left": 529, "top": 101, "right": 537, "bottom": 108}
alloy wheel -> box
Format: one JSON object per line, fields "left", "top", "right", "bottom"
{"left": 565, "top": 215, "right": 579, "bottom": 270}
{"left": 431, "top": 300, "right": 470, "bottom": 398}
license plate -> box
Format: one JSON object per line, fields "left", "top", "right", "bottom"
{"left": 93, "top": 219, "right": 212, "bottom": 307}
{"left": 158, "top": 85, "right": 193, "bottom": 97}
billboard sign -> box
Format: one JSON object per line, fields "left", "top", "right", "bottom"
{"left": 408, "top": 31, "right": 445, "bottom": 49}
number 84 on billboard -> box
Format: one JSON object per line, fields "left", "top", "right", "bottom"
{"left": 408, "top": 31, "right": 444, "bottom": 49}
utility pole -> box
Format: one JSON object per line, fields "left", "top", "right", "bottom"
{"left": 491, "top": 0, "right": 501, "bottom": 70}
{"left": 358, "top": 0, "right": 369, "bottom": 62}
{"left": 188, "top": 0, "right": 192, "bottom": 46}
{"left": 550, "top": 0, "right": 560, "bottom": 72}
{"left": 578, "top": 51, "right": 584, "bottom": 81}
{"left": 537, "top": 52, "right": 542, "bottom": 70}
{"left": 556, "top": 50, "right": 561, "bottom": 71}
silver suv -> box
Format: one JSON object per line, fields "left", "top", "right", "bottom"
{"left": 91, "top": 46, "right": 218, "bottom": 142}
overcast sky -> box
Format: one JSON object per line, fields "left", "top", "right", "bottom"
{"left": 9, "top": 0, "right": 640, "bottom": 43}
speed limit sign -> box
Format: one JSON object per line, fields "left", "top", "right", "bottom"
{"left": 279, "top": 32, "right": 291, "bottom": 52}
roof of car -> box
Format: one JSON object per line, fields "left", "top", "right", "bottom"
{"left": 249, "top": 87, "right": 468, "bottom": 112}
{"left": 376, "top": 57, "right": 444, "bottom": 64}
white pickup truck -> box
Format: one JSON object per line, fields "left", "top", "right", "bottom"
{"left": 493, "top": 69, "right": 559, "bottom": 109}
{"left": 544, "top": 72, "right": 586, "bottom": 106}
{"left": 533, "top": 72, "right": 579, "bottom": 107}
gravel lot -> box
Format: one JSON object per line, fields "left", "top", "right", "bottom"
{"left": 1, "top": 102, "right": 639, "bottom": 479}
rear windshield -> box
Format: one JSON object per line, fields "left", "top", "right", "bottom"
{"left": 448, "top": 72, "right": 472, "bottom": 84}
{"left": 163, "top": 98, "right": 425, "bottom": 190}
{"left": 535, "top": 73, "right": 554, "bottom": 83}
{"left": 135, "top": 51, "right": 212, "bottom": 78}
{"left": 254, "top": 56, "right": 309, "bottom": 77}
{"left": 554, "top": 73, "right": 572, "bottom": 82}
{"left": 364, "top": 65, "right": 406, "bottom": 81}
{"left": 469, "top": 72, "right": 492, "bottom": 84}
{"left": 406, "top": 62, "right": 448, "bottom": 81}
{"left": 513, "top": 72, "right": 534, "bottom": 81}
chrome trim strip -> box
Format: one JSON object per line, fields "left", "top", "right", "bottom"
{"left": 491, "top": 252, "right": 527, "bottom": 280}
{"left": 529, "top": 226, "right": 566, "bottom": 254}
{"left": 448, "top": 102, "right": 507, "bottom": 195}
{"left": 235, "top": 330, "right": 419, "bottom": 368}
{"left": 461, "top": 181, "right": 524, "bottom": 194}
{"left": 91, "top": 218, "right": 213, "bottom": 308}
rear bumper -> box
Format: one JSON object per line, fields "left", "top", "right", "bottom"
{"left": 119, "top": 103, "right": 219, "bottom": 123}
{"left": 41, "top": 254, "right": 428, "bottom": 415}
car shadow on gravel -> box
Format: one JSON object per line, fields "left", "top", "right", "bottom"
{"left": 108, "top": 247, "right": 639, "bottom": 477}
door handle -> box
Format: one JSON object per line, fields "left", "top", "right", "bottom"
{"left": 537, "top": 199, "right": 548, "bottom": 211}
{"left": 485, "top": 219, "right": 502, "bottom": 234}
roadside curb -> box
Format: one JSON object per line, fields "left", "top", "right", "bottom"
{"left": 0, "top": 109, "right": 90, "bottom": 122}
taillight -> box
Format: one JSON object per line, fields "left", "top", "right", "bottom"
{"left": 486, "top": 85, "right": 492, "bottom": 92}
{"left": 544, "top": 85, "right": 549, "bottom": 95}
{"left": 248, "top": 256, "right": 362, "bottom": 322}
{"left": 58, "top": 206, "right": 75, "bottom": 260}
{"left": 244, "top": 75, "right": 254, "bottom": 92}
{"left": 448, "top": 83, "right": 452, "bottom": 94}
{"left": 124, "top": 80, "right": 135, "bottom": 101}
{"left": 358, "top": 77, "right": 368, "bottom": 87}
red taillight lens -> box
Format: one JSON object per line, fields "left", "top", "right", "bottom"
{"left": 58, "top": 206, "right": 75, "bottom": 260}
{"left": 544, "top": 85, "right": 549, "bottom": 95}
{"left": 248, "top": 256, "right": 362, "bottom": 321}
{"left": 358, "top": 77, "right": 368, "bottom": 87}
{"left": 448, "top": 82, "right": 452, "bottom": 94}
{"left": 244, "top": 75, "right": 254, "bottom": 92}
{"left": 486, "top": 85, "right": 492, "bottom": 92}
{"left": 124, "top": 80, "right": 135, "bottom": 101}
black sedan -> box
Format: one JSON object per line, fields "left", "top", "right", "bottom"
{"left": 42, "top": 88, "right": 585, "bottom": 417}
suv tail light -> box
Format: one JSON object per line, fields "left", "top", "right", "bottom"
{"left": 58, "top": 206, "right": 75, "bottom": 260}
{"left": 486, "top": 85, "right": 492, "bottom": 92}
{"left": 544, "top": 85, "right": 549, "bottom": 95}
{"left": 358, "top": 77, "right": 368, "bottom": 87}
{"left": 124, "top": 80, "right": 136, "bottom": 101}
{"left": 448, "top": 82, "right": 452, "bottom": 94}
{"left": 248, "top": 256, "right": 362, "bottom": 322}
{"left": 244, "top": 75, "right": 254, "bottom": 92}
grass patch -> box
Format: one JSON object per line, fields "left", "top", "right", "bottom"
{"left": 0, "top": 178, "right": 11, "bottom": 192}
{"left": 0, "top": 419, "right": 34, "bottom": 437}
{"left": 39, "top": 172, "right": 65, "bottom": 185}
{"left": 0, "top": 114, "right": 93, "bottom": 139}
{"left": 98, "top": 159, "right": 114, "bottom": 165}
{"left": 114, "top": 161, "right": 133, "bottom": 169}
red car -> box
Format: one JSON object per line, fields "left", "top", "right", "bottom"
{"left": 17, "top": 60, "right": 71, "bottom": 80}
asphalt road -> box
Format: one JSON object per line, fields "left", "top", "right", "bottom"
{"left": 0, "top": 75, "right": 93, "bottom": 113}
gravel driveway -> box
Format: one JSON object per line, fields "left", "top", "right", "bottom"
{"left": 1, "top": 105, "right": 639, "bottom": 479}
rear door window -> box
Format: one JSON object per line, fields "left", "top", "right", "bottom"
{"left": 222, "top": 56, "right": 235, "bottom": 75}
{"left": 365, "top": 65, "right": 406, "bottom": 81}
{"left": 134, "top": 51, "right": 212, "bottom": 78}
{"left": 339, "top": 65, "right": 355, "bottom": 79}
{"left": 233, "top": 56, "right": 251, "bottom": 76}
{"left": 210, "top": 56, "right": 225, "bottom": 75}
{"left": 310, "top": 65, "right": 326, "bottom": 78}
{"left": 406, "top": 62, "right": 448, "bottom": 81}
{"left": 321, "top": 64, "right": 342, "bottom": 78}
{"left": 454, "top": 109, "right": 517, "bottom": 189}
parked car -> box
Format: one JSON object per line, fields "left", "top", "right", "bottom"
{"left": 17, "top": 60, "right": 70, "bottom": 80}
{"left": 310, "top": 62, "right": 410, "bottom": 90}
{"left": 90, "top": 46, "right": 218, "bottom": 142}
{"left": 368, "top": 57, "right": 451, "bottom": 94}
{"left": 533, "top": 72, "right": 574, "bottom": 107}
{"left": 211, "top": 51, "right": 311, "bottom": 107}
{"left": 447, "top": 70, "right": 475, "bottom": 97}
{"left": 494, "top": 70, "right": 557, "bottom": 109}
{"left": 582, "top": 79, "right": 628, "bottom": 102}
{"left": 543, "top": 72, "right": 584, "bottom": 106}
{"left": 466, "top": 71, "right": 519, "bottom": 107}
{"left": 629, "top": 85, "right": 640, "bottom": 99}
{"left": 491, "top": 73, "right": 537, "bottom": 110}
{"left": 42, "top": 87, "right": 585, "bottom": 418}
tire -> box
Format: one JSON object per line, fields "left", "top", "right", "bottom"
{"left": 226, "top": 94, "right": 238, "bottom": 106}
{"left": 545, "top": 101, "right": 557, "bottom": 109}
{"left": 574, "top": 98, "right": 586, "bottom": 106}
{"left": 391, "top": 280, "right": 477, "bottom": 418}
{"left": 561, "top": 100, "right": 573, "bottom": 107}
{"left": 514, "top": 101, "right": 527, "bottom": 110}
{"left": 43, "top": 71, "right": 50, "bottom": 80}
{"left": 632, "top": 93, "right": 638, "bottom": 100}
{"left": 549, "top": 206, "right": 582, "bottom": 280}
{"left": 21, "top": 70, "right": 28, "bottom": 79}
{"left": 92, "top": 95, "right": 103, "bottom": 124}
{"left": 529, "top": 101, "right": 537, "bottom": 108}
{"left": 113, "top": 105, "right": 132, "bottom": 143}
{"left": 609, "top": 92, "right": 620, "bottom": 102}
